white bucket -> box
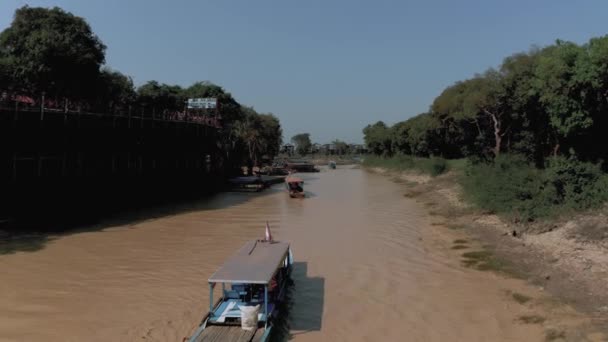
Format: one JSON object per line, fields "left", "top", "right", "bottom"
{"left": 239, "top": 304, "right": 260, "bottom": 331}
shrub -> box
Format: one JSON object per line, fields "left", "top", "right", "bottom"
{"left": 363, "top": 155, "right": 449, "bottom": 177}
{"left": 462, "top": 154, "right": 608, "bottom": 221}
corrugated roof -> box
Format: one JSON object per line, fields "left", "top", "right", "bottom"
{"left": 208, "top": 240, "right": 290, "bottom": 284}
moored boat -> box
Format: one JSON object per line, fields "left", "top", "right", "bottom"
{"left": 185, "top": 225, "right": 293, "bottom": 342}
{"left": 228, "top": 176, "right": 265, "bottom": 192}
{"left": 328, "top": 160, "right": 336, "bottom": 169}
{"left": 285, "top": 176, "right": 305, "bottom": 198}
{"left": 285, "top": 161, "right": 319, "bottom": 173}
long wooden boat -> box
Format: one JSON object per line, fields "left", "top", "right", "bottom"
{"left": 227, "top": 176, "right": 265, "bottom": 192}
{"left": 285, "top": 161, "right": 319, "bottom": 173}
{"left": 285, "top": 176, "right": 305, "bottom": 198}
{"left": 185, "top": 236, "right": 293, "bottom": 342}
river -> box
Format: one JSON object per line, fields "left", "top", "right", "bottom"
{"left": 0, "top": 166, "right": 552, "bottom": 341}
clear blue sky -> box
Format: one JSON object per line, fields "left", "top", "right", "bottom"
{"left": 2, "top": 1, "right": 607, "bottom": 144}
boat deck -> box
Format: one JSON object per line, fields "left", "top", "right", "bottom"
{"left": 193, "top": 325, "right": 264, "bottom": 342}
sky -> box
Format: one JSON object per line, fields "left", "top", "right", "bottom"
{"left": 1, "top": 1, "right": 608, "bottom": 144}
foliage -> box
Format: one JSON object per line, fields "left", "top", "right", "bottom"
{"left": 363, "top": 35, "right": 608, "bottom": 166}
{"left": 0, "top": 6, "right": 106, "bottom": 98}
{"left": 331, "top": 139, "right": 349, "bottom": 155}
{"left": 291, "top": 133, "right": 312, "bottom": 156}
{"left": 235, "top": 107, "right": 283, "bottom": 170}
{"left": 363, "top": 155, "right": 450, "bottom": 177}
{"left": 95, "top": 68, "right": 136, "bottom": 112}
{"left": 137, "top": 81, "right": 184, "bottom": 111}
{"left": 361, "top": 34, "right": 608, "bottom": 220}
{"left": 0, "top": 5, "right": 284, "bottom": 178}
{"left": 363, "top": 121, "right": 392, "bottom": 156}
{"left": 461, "top": 155, "right": 608, "bottom": 221}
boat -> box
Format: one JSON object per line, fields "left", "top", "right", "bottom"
{"left": 285, "top": 161, "right": 319, "bottom": 173}
{"left": 228, "top": 176, "right": 265, "bottom": 192}
{"left": 328, "top": 161, "right": 336, "bottom": 169}
{"left": 259, "top": 162, "right": 290, "bottom": 176}
{"left": 285, "top": 176, "right": 305, "bottom": 198}
{"left": 185, "top": 226, "right": 293, "bottom": 342}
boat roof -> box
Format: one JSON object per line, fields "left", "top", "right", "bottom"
{"left": 286, "top": 176, "right": 303, "bottom": 183}
{"left": 208, "top": 240, "right": 290, "bottom": 284}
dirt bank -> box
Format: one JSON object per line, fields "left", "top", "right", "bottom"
{"left": 369, "top": 167, "right": 608, "bottom": 341}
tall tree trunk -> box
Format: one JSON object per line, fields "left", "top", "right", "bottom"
{"left": 553, "top": 143, "right": 560, "bottom": 157}
{"left": 485, "top": 109, "right": 502, "bottom": 157}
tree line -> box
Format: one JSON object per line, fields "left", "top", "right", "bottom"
{"left": 364, "top": 35, "right": 608, "bottom": 167}
{"left": 289, "top": 133, "right": 364, "bottom": 156}
{"left": 0, "top": 6, "right": 282, "bottom": 173}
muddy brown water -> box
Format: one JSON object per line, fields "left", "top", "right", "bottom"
{"left": 0, "top": 167, "right": 554, "bottom": 341}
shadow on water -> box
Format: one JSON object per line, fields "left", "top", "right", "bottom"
{"left": 272, "top": 262, "right": 325, "bottom": 341}
{"left": 0, "top": 183, "right": 285, "bottom": 255}
{"left": 0, "top": 232, "right": 52, "bottom": 255}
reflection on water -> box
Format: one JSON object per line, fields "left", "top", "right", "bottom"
{"left": 0, "top": 167, "right": 546, "bottom": 341}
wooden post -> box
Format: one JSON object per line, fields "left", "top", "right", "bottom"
{"left": 209, "top": 283, "right": 214, "bottom": 316}
{"left": 40, "top": 93, "right": 45, "bottom": 121}
{"left": 37, "top": 154, "right": 42, "bottom": 177}
{"left": 61, "top": 152, "right": 67, "bottom": 177}
{"left": 264, "top": 285, "right": 268, "bottom": 329}
{"left": 13, "top": 98, "right": 18, "bottom": 126}
{"left": 12, "top": 153, "right": 17, "bottom": 182}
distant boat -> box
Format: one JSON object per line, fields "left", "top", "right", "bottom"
{"left": 184, "top": 226, "right": 293, "bottom": 342}
{"left": 328, "top": 161, "right": 336, "bottom": 169}
{"left": 285, "top": 176, "right": 305, "bottom": 198}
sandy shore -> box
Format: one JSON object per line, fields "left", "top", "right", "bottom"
{"left": 368, "top": 166, "right": 608, "bottom": 340}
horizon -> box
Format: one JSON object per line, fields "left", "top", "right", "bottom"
{"left": 2, "top": 0, "right": 607, "bottom": 144}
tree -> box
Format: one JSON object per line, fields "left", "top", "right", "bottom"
{"left": 96, "top": 68, "right": 136, "bottom": 112}
{"left": 0, "top": 6, "right": 106, "bottom": 98}
{"left": 363, "top": 121, "right": 392, "bottom": 156}
{"left": 332, "top": 140, "right": 349, "bottom": 155}
{"left": 0, "top": 54, "right": 10, "bottom": 90}
{"left": 533, "top": 41, "right": 590, "bottom": 156}
{"left": 402, "top": 113, "right": 443, "bottom": 157}
{"left": 232, "top": 107, "right": 283, "bottom": 174}
{"left": 432, "top": 69, "right": 517, "bottom": 157}
{"left": 291, "top": 133, "right": 312, "bottom": 156}
{"left": 137, "top": 81, "right": 184, "bottom": 111}
{"left": 184, "top": 81, "right": 242, "bottom": 123}
{"left": 258, "top": 113, "right": 283, "bottom": 159}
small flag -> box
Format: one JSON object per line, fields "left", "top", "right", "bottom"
{"left": 265, "top": 221, "right": 273, "bottom": 242}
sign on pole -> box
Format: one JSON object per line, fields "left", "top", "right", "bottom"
{"left": 187, "top": 98, "right": 218, "bottom": 109}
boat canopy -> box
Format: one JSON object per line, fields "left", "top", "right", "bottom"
{"left": 208, "top": 240, "right": 290, "bottom": 284}
{"left": 286, "top": 177, "right": 303, "bottom": 184}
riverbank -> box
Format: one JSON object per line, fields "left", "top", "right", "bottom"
{"left": 367, "top": 166, "right": 608, "bottom": 339}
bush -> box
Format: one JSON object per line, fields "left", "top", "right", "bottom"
{"left": 420, "top": 157, "right": 448, "bottom": 177}
{"left": 363, "top": 155, "right": 449, "bottom": 177}
{"left": 462, "top": 154, "right": 608, "bottom": 221}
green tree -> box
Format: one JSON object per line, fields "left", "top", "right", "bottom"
{"left": 184, "top": 81, "right": 242, "bottom": 123}
{"left": 0, "top": 6, "right": 106, "bottom": 98}
{"left": 233, "top": 107, "right": 283, "bottom": 174}
{"left": 363, "top": 121, "right": 392, "bottom": 156}
{"left": 137, "top": 81, "right": 184, "bottom": 111}
{"left": 258, "top": 113, "right": 283, "bottom": 159}
{"left": 332, "top": 140, "right": 349, "bottom": 155}
{"left": 291, "top": 133, "right": 312, "bottom": 156}
{"left": 533, "top": 40, "right": 590, "bottom": 156}
{"left": 96, "top": 68, "right": 136, "bottom": 112}
{"left": 433, "top": 71, "right": 508, "bottom": 157}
